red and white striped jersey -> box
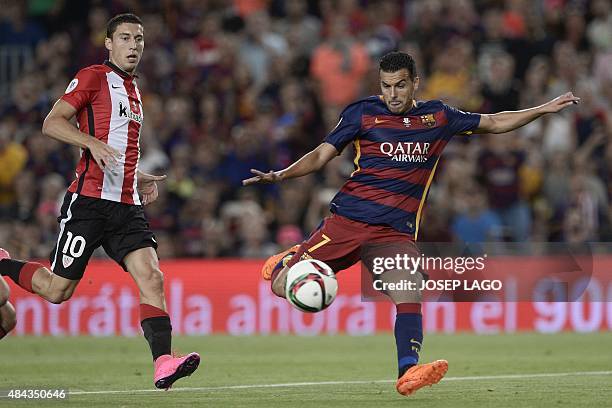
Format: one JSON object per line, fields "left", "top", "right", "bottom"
{"left": 61, "top": 61, "right": 143, "bottom": 205}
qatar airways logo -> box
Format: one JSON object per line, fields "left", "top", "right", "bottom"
{"left": 380, "top": 142, "right": 430, "bottom": 163}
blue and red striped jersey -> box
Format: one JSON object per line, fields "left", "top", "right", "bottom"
{"left": 324, "top": 96, "right": 481, "bottom": 239}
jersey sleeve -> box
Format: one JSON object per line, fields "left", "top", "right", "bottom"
{"left": 324, "top": 101, "right": 363, "bottom": 153}
{"left": 443, "top": 103, "right": 481, "bottom": 136}
{"left": 60, "top": 68, "right": 100, "bottom": 112}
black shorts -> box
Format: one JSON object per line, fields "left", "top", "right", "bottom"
{"left": 49, "top": 193, "right": 158, "bottom": 280}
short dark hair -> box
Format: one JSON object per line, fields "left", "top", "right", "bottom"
{"left": 106, "top": 13, "right": 143, "bottom": 39}
{"left": 379, "top": 52, "right": 417, "bottom": 79}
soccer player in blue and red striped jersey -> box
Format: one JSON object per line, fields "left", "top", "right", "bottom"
{"left": 244, "top": 52, "right": 580, "bottom": 396}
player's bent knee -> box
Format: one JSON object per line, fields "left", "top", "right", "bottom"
{"left": 1, "top": 302, "right": 17, "bottom": 332}
{"left": 35, "top": 272, "right": 79, "bottom": 304}
{"left": 45, "top": 287, "right": 74, "bottom": 304}
{"left": 46, "top": 292, "right": 66, "bottom": 304}
{"left": 61, "top": 288, "right": 75, "bottom": 302}
{"left": 0, "top": 278, "right": 10, "bottom": 306}
{"left": 0, "top": 291, "right": 8, "bottom": 307}
{"left": 381, "top": 270, "right": 424, "bottom": 304}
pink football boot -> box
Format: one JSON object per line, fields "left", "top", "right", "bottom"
{"left": 154, "top": 352, "right": 201, "bottom": 389}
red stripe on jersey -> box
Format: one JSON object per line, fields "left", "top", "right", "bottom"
{"left": 357, "top": 166, "right": 432, "bottom": 186}
{"left": 358, "top": 139, "right": 387, "bottom": 157}
{"left": 362, "top": 111, "right": 448, "bottom": 131}
{"left": 340, "top": 181, "right": 421, "bottom": 213}
{"left": 428, "top": 139, "right": 448, "bottom": 156}
{"left": 121, "top": 79, "right": 141, "bottom": 204}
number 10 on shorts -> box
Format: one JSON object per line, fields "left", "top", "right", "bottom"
{"left": 61, "top": 231, "right": 86, "bottom": 267}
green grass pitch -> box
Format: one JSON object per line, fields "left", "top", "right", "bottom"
{"left": 1, "top": 332, "right": 611, "bottom": 407}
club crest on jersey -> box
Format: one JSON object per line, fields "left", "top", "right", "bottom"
{"left": 403, "top": 117, "right": 411, "bottom": 127}
{"left": 65, "top": 78, "right": 78, "bottom": 94}
{"left": 62, "top": 254, "right": 74, "bottom": 268}
{"left": 119, "top": 101, "right": 143, "bottom": 124}
{"left": 420, "top": 114, "right": 436, "bottom": 127}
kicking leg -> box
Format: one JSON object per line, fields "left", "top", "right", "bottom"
{"left": 267, "top": 215, "right": 361, "bottom": 298}
{"left": 124, "top": 247, "right": 200, "bottom": 389}
{"left": 263, "top": 246, "right": 305, "bottom": 298}
{"left": 261, "top": 245, "right": 300, "bottom": 281}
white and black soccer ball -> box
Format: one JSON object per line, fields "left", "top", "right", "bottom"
{"left": 285, "top": 259, "right": 338, "bottom": 313}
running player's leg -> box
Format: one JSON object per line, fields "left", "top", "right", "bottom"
{"left": 362, "top": 240, "right": 447, "bottom": 396}
{"left": 0, "top": 248, "right": 79, "bottom": 304}
{"left": 123, "top": 247, "right": 200, "bottom": 389}
{"left": 105, "top": 205, "right": 199, "bottom": 389}
{"left": 0, "top": 194, "right": 104, "bottom": 304}
{"left": 270, "top": 214, "right": 363, "bottom": 298}
{"left": 123, "top": 247, "right": 171, "bottom": 353}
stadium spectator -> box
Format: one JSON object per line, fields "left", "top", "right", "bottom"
{"left": 452, "top": 186, "right": 503, "bottom": 244}
{"left": 0, "top": 123, "right": 28, "bottom": 217}
{"left": 310, "top": 15, "right": 370, "bottom": 109}
{"left": 477, "top": 133, "right": 531, "bottom": 242}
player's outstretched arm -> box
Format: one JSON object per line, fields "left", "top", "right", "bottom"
{"left": 42, "top": 99, "right": 123, "bottom": 172}
{"left": 476, "top": 92, "right": 580, "bottom": 134}
{"left": 242, "top": 142, "right": 338, "bottom": 186}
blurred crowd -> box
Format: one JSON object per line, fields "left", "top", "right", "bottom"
{"left": 0, "top": 0, "right": 611, "bottom": 260}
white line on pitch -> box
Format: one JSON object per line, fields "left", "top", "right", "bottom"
{"left": 67, "top": 371, "right": 612, "bottom": 396}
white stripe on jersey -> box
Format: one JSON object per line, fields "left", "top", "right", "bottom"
{"left": 102, "top": 72, "right": 129, "bottom": 202}
{"left": 132, "top": 83, "right": 143, "bottom": 205}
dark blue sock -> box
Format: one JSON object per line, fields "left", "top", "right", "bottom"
{"left": 394, "top": 303, "right": 423, "bottom": 378}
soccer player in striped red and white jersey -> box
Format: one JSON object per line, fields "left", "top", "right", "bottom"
{"left": 0, "top": 13, "right": 199, "bottom": 389}
{"left": 244, "top": 52, "right": 580, "bottom": 397}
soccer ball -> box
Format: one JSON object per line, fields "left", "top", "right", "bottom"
{"left": 285, "top": 259, "right": 338, "bottom": 313}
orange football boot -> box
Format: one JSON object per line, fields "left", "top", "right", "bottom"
{"left": 261, "top": 245, "right": 300, "bottom": 280}
{"left": 396, "top": 359, "right": 448, "bottom": 396}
